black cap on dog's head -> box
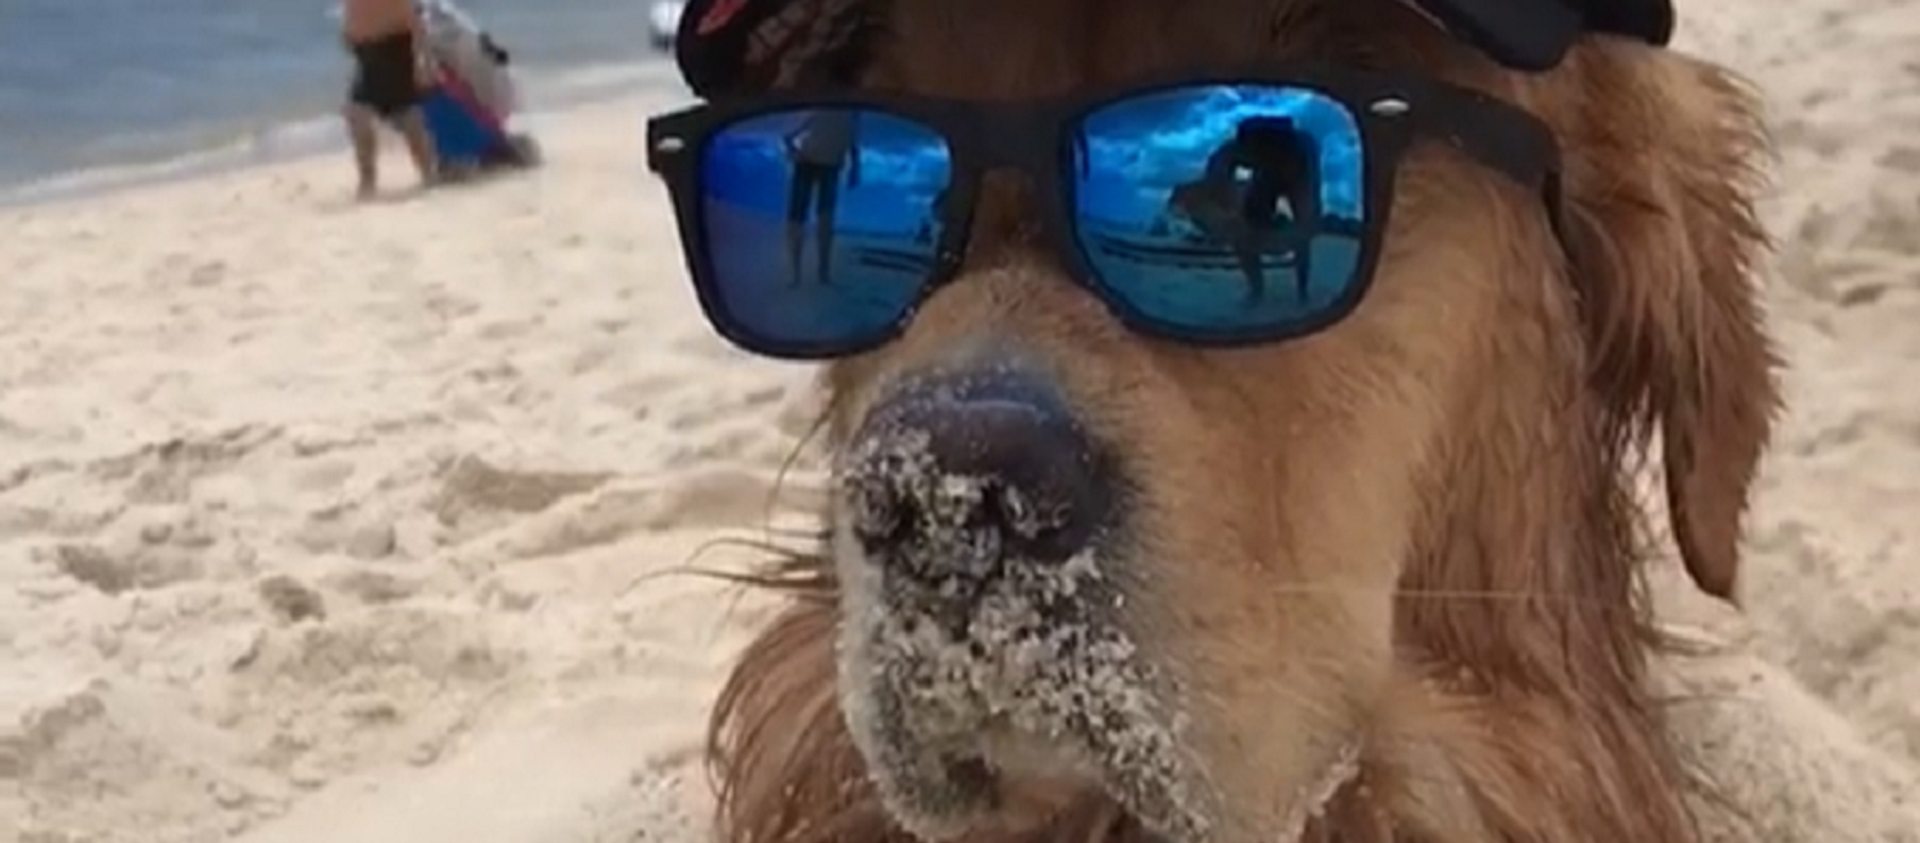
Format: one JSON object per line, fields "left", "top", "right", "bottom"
{"left": 673, "top": 0, "right": 1676, "bottom": 99}
{"left": 1409, "top": 0, "right": 1673, "bottom": 71}
{"left": 673, "top": 0, "right": 881, "bottom": 99}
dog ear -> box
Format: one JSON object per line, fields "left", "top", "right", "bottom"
{"left": 1561, "top": 50, "right": 1781, "bottom": 603}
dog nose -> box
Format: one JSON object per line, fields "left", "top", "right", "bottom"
{"left": 841, "top": 368, "right": 1115, "bottom": 573}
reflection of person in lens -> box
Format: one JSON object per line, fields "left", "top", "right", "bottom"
{"left": 917, "top": 186, "right": 949, "bottom": 245}
{"left": 1166, "top": 116, "right": 1318, "bottom": 305}
{"left": 783, "top": 110, "right": 862, "bottom": 287}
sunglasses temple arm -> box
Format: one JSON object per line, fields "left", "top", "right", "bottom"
{"left": 1541, "top": 170, "right": 1578, "bottom": 261}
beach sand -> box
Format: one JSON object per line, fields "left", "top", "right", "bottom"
{"left": 4, "top": 0, "right": 1919, "bottom": 840}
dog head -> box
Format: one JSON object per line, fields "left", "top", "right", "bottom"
{"left": 707, "top": 1, "right": 1779, "bottom": 841}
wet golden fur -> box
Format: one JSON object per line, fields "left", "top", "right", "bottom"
{"left": 705, "top": 0, "right": 1779, "bottom": 840}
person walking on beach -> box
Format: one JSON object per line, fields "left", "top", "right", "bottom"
{"left": 782, "top": 110, "right": 860, "bottom": 286}
{"left": 340, "top": 0, "right": 440, "bottom": 198}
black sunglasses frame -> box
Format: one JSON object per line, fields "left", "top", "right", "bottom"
{"left": 647, "top": 62, "right": 1564, "bottom": 361}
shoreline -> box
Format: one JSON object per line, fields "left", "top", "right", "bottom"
{"left": 0, "top": 59, "right": 688, "bottom": 212}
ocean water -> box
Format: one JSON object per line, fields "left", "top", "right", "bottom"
{"left": 0, "top": 0, "right": 685, "bottom": 201}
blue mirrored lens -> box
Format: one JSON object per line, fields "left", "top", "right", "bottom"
{"left": 1070, "top": 84, "right": 1367, "bottom": 339}
{"left": 697, "top": 107, "right": 954, "bottom": 353}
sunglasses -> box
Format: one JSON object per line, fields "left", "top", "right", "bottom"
{"left": 646, "top": 64, "right": 1562, "bottom": 360}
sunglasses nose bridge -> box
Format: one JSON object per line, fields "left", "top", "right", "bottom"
{"left": 966, "top": 107, "right": 1060, "bottom": 177}
{"left": 935, "top": 108, "right": 1071, "bottom": 255}
{"left": 944, "top": 169, "right": 1043, "bottom": 262}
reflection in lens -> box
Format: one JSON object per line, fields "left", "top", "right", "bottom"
{"left": 1069, "top": 84, "right": 1367, "bottom": 339}
{"left": 698, "top": 107, "right": 953, "bottom": 352}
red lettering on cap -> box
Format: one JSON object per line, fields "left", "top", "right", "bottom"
{"left": 697, "top": 0, "right": 751, "bottom": 34}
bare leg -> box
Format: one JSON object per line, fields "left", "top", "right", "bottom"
{"left": 1290, "top": 188, "right": 1317, "bottom": 302}
{"left": 1234, "top": 228, "right": 1266, "bottom": 305}
{"left": 785, "top": 222, "right": 808, "bottom": 287}
{"left": 1240, "top": 181, "right": 1286, "bottom": 305}
{"left": 343, "top": 104, "right": 380, "bottom": 199}
{"left": 785, "top": 170, "right": 815, "bottom": 287}
{"left": 391, "top": 108, "right": 440, "bottom": 187}
{"left": 814, "top": 173, "right": 841, "bottom": 286}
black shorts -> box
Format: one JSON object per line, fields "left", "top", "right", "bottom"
{"left": 349, "top": 30, "right": 424, "bottom": 118}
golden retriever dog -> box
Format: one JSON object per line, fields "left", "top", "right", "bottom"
{"left": 702, "top": 0, "right": 1779, "bottom": 841}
